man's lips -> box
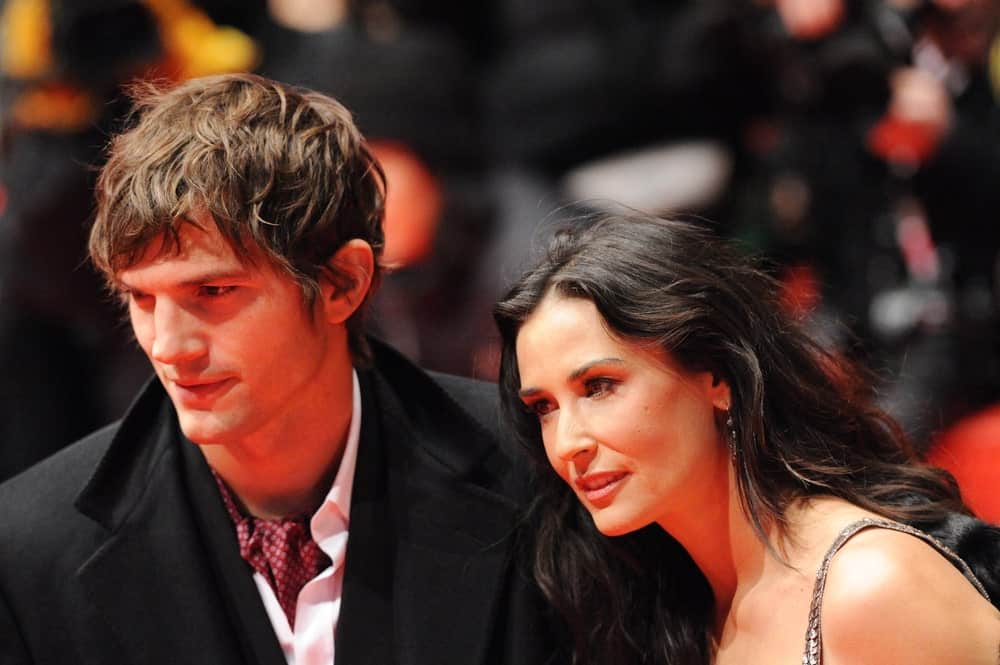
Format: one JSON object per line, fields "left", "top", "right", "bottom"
{"left": 574, "top": 471, "right": 629, "bottom": 503}
{"left": 169, "top": 377, "right": 235, "bottom": 403}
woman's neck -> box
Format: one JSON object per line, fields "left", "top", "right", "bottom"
{"left": 661, "top": 465, "right": 770, "bottom": 631}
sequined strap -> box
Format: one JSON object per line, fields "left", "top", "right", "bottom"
{"left": 801, "top": 517, "right": 990, "bottom": 665}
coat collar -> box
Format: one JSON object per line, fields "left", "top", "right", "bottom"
{"left": 334, "top": 341, "right": 526, "bottom": 665}
{"left": 73, "top": 377, "right": 174, "bottom": 529}
{"left": 72, "top": 380, "right": 267, "bottom": 665}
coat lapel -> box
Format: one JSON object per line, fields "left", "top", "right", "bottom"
{"left": 180, "top": 436, "right": 288, "bottom": 665}
{"left": 393, "top": 466, "right": 520, "bottom": 665}
{"left": 335, "top": 370, "right": 396, "bottom": 664}
{"left": 72, "top": 386, "right": 283, "bottom": 665}
{"left": 337, "top": 357, "right": 521, "bottom": 665}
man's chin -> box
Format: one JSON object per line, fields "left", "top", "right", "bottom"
{"left": 176, "top": 412, "right": 239, "bottom": 446}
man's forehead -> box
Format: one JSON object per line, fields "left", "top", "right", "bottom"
{"left": 114, "top": 224, "right": 253, "bottom": 287}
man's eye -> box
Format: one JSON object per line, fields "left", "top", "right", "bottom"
{"left": 199, "top": 285, "right": 237, "bottom": 298}
{"left": 126, "top": 290, "right": 152, "bottom": 306}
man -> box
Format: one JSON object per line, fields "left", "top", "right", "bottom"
{"left": 0, "top": 73, "right": 559, "bottom": 665}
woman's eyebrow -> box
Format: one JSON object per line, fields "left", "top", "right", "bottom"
{"left": 568, "top": 358, "right": 625, "bottom": 382}
{"left": 518, "top": 358, "right": 626, "bottom": 398}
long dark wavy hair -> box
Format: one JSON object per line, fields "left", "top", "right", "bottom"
{"left": 494, "top": 212, "right": 977, "bottom": 665}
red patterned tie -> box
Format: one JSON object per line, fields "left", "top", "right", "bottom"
{"left": 212, "top": 470, "right": 331, "bottom": 626}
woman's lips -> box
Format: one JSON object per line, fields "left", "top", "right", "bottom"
{"left": 575, "top": 471, "right": 629, "bottom": 504}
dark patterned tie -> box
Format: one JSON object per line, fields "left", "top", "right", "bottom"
{"left": 212, "top": 470, "right": 331, "bottom": 626}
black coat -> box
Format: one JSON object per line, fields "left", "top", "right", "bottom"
{"left": 0, "top": 341, "right": 559, "bottom": 665}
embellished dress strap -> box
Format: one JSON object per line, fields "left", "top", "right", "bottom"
{"left": 800, "top": 517, "right": 990, "bottom": 665}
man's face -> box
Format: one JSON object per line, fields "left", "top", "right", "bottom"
{"left": 117, "top": 212, "right": 346, "bottom": 452}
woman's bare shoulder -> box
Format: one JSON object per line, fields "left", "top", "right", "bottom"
{"left": 819, "top": 526, "right": 1000, "bottom": 665}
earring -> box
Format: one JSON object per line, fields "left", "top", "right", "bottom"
{"left": 726, "top": 412, "right": 737, "bottom": 459}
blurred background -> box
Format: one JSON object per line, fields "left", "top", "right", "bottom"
{"left": 1, "top": 0, "right": 999, "bottom": 506}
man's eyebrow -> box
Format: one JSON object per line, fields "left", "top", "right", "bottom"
{"left": 518, "top": 358, "right": 625, "bottom": 398}
{"left": 117, "top": 268, "right": 253, "bottom": 291}
{"left": 176, "top": 268, "right": 253, "bottom": 286}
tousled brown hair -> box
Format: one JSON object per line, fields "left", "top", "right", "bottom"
{"left": 90, "top": 73, "right": 386, "bottom": 362}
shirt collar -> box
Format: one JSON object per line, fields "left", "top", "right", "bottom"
{"left": 310, "top": 369, "right": 361, "bottom": 541}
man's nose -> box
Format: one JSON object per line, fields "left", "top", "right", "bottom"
{"left": 149, "top": 300, "right": 207, "bottom": 365}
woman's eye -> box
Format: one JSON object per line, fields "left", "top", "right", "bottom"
{"left": 585, "top": 377, "right": 616, "bottom": 398}
{"left": 525, "top": 399, "right": 555, "bottom": 417}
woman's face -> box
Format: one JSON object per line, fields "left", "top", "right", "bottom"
{"left": 515, "top": 294, "right": 731, "bottom": 536}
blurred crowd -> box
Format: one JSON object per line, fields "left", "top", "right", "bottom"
{"left": 2, "top": 0, "right": 1000, "bottom": 480}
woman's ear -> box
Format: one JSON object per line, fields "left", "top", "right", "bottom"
{"left": 709, "top": 372, "right": 732, "bottom": 412}
{"left": 319, "top": 239, "right": 375, "bottom": 324}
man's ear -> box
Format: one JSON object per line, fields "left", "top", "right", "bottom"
{"left": 320, "top": 239, "right": 375, "bottom": 324}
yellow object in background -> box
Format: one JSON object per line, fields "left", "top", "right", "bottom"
{"left": 1, "top": 0, "right": 95, "bottom": 132}
{"left": 10, "top": 83, "right": 97, "bottom": 131}
{"left": 144, "top": 0, "right": 259, "bottom": 79}
{"left": 0, "top": 0, "right": 53, "bottom": 79}
{"left": 0, "top": 0, "right": 259, "bottom": 131}
{"left": 989, "top": 34, "right": 1000, "bottom": 102}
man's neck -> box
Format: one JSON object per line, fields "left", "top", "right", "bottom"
{"left": 205, "top": 445, "right": 345, "bottom": 520}
{"left": 199, "top": 372, "right": 356, "bottom": 520}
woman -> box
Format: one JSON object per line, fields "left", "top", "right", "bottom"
{"left": 494, "top": 212, "right": 1000, "bottom": 665}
